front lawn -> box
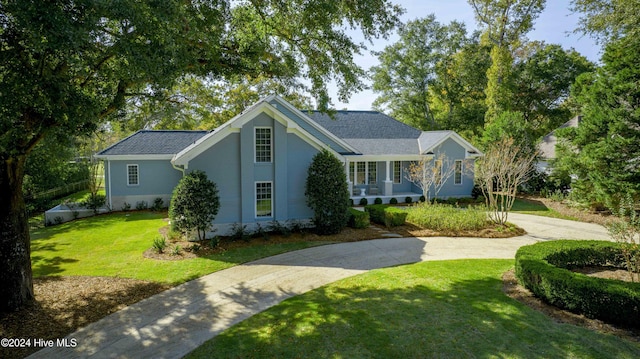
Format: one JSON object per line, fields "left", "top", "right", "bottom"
{"left": 188, "top": 259, "right": 640, "bottom": 358}
{"left": 30, "top": 211, "right": 324, "bottom": 285}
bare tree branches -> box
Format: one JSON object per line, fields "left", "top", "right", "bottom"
{"left": 476, "top": 137, "right": 537, "bottom": 224}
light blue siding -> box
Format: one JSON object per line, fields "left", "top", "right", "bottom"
{"left": 285, "top": 134, "right": 318, "bottom": 219}
{"left": 431, "top": 138, "right": 475, "bottom": 198}
{"left": 268, "top": 100, "right": 351, "bottom": 153}
{"left": 107, "top": 160, "right": 182, "bottom": 210}
{"left": 187, "top": 133, "right": 241, "bottom": 224}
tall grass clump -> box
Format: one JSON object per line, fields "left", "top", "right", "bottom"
{"left": 406, "top": 203, "right": 489, "bottom": 231}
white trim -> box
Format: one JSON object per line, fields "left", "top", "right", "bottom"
{"left": 94, "top": 154, "right": 174, "bottom": 161}
{"left": 343, "top": 154, "right": 426, "bottom": 162}
{"left": 255, "top": 181, "right": 273, "bottom": 219}
{"left": 126, "top": 164, "right": 139, "bottom": 186}
{"left": 172, "top": 100, "right": 346, "bottom": 166}
{"left": 107, "top": 160, "right": 112, "bottom": 210}
{"left": 419, "top": 131, "right": 483, "bottom": 158}
{"left": 393, "top": 160, "right": 402, "bottom": 184}
{"left": 254, "top": 126, "right": 273, "bottom": 163}
{"left": 269, "top": 95, "right": 359, "bottom": 153}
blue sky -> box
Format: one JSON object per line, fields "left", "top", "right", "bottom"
{"left": 331, "top": 0, "right": 600, "bottom": 110}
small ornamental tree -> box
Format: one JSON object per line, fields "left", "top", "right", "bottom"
{"left": 305, "top": 149, "right": 350, "bottom": 235}
{"left": 169, "top": 170, "right": 220, "bottom": 241}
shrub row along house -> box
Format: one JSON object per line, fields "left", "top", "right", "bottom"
{"left": 95, "top": 96, "right": 482, "bottom": 235}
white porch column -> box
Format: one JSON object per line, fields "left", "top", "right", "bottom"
{"left": 384, "top": 160, "right": 393, "bottom": 196}
{"left": 345, "top": 159, "right": 353, "bottom": 196}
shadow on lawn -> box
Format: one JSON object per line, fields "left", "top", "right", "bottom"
{"left": 511, "top": 197, "right": 551, "bottom": 212}
{"left": 189, "top": 275, "right": 640, "bottom": 358}
{"left": 0, "top": 276, "right": 169, "bottom": 359}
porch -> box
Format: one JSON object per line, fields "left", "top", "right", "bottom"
{"left": 350, "top": 190, "right": 423, "bottom": 205}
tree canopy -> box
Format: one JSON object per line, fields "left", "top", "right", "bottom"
{"left": 0, "top": 0, "right": 402, "bottom": 312}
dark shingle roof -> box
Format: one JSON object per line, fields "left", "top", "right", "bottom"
{"left": 97, "top": 130, "right": 209, "bottom": 156}
{"left": 306, "top": 111, "right": 422, "bottom": 139}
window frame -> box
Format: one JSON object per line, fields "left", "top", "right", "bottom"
{"left": 454, "top": 160, "right": 463, "bottom": 185}
{"left": 393, "top": 161, "right": 402, "bottom": 184}
{"left": 255, "top": 181, "right": 273, "bottom": 218}
{"left": 254, "top": 127, "right": 273, "bottom": 163}
{"left": 127, "top": 164, "right": 139, "bottom": 186}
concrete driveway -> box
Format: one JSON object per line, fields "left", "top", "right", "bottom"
{"left": 28, "top": 213, "right": 612, "bottom": 359}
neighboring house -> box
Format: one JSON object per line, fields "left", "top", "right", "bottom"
{"left": 95, "top": 95, "right": 482, "bottom": 235}
{"left": 537, "top": 116, "right": 581, "bottom": 173}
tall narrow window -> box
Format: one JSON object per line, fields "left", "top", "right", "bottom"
{"left": 367, "top": 162, "right": 377, "bottom": 184}
{"left": 434, "top": 160, "right": 443, "bottom": 185}
{"left": 255, "top": 127, "right": 272, "bottom": 162}
{"left": 127, "top": 164, "right": 139, "bottom": 186}
{"left": 357, "top": 162, "right": 366, "bottom": 185}
{"left": 349, "top": 162, "right": 354, "bottom": 182}
{"left": 256, "top": 182, "right": 272, "bottom": 217}
{"left": 393, "top": 161, "right": 402, "bottom": 184}
{"left": 454, "top": 160, "right": 463, "bottom": 185}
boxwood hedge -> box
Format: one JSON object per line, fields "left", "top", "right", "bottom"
{"left": 347, "top": 208, "right": 370, "bottom": 229}
{"left": 515, "top": 240, "right": 640, "bottom": 328}
{"left": 364, "top": 204, "right": 407, "bottom": 228}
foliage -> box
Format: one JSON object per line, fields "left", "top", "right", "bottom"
{"left": 136, "top": 201, "right": 149, "bottom": 211}
{"left": 0, "top": 0, "right": 402, "bottom": 311}
{"left": 364, "top": 204, "right": 407, "bottom": 228}
{"left": 481, "top": 111, "right": 535, "bottom": 155}
{"left": 571, "top": 0, "right": 640, "bottom": 42}
{"left": 305, "top": 149, "right": 350, "bottom": 235}
{"left": 555, "top": 35, "right": 640, "bottom": 209}
{"left": 151, "top": 198, "right": 165, "bottom": 212}
{"left": 347, "top": 208, "right": 370, "bottom": 229}
{"left": 515, "top": 240, "right": 640, "bottom": 328}
{"left": 405, "top": 197, "right": 413, "bottom": 204}
{"left": 389, "top": 198, "right": 398, "bottom": 204}
{"left": 169, "top": 171, "right": 220, "bottom": 241}
{"left": 268, "top": 221, "right": 291, "bottom": 237}
{"left": 405, "top": 154, "right": 465, "bottom": 202}
{"left": 607, "top": 194, "right": 640, "bottom": 282}
{"left": 171, "top": 245, "right": 182, "bottom": 256}
{"left": 371, "top": 15, "right": 469, "bottom": 130}
{"left": 229, "top": 223, "right": 250, "bottom": 242}
{"left": 511, "top": 43, "right": 595, "bottom": 137}
{"left": 374, "top": 198, "right": 382, "bottom": 205}
{"left": 359, "top": 198, "right": 368, "bottom": 206}
{"left": 81, "top": 194, "right": 106, "bottom": 214}
{"left": 476, "top": 138, "right": 537, "bottom": 224}
{"left": 152, "top": 237, "right": 168, "bottom": 254}
{"left": 406, "top": 203, "right": 488, "bottom": 231}
{"left": 468, "top": 0, "right": 545, "bottom": 122}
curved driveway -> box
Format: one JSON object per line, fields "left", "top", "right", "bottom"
{"left": 28, "top": 214, "right": 612, "bottom": 359}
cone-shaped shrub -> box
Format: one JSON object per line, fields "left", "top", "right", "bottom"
{"left": 305, "top": 149, "right": 349, "bottom": 234}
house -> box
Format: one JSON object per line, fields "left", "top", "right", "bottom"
{"left": 95, "top": 96, "right": 482, "bottom": 235}
{"left": 537, "top": 116, "right": 580, "bottom": 173}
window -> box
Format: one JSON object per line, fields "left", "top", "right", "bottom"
{"left": 349, "top": 162, "right": 354, "bottom": 182}
{"left": 127, "top": 164, "right": 139, "bottom": 186}
{"left": 454, "top": 160, "right": 463, "bottom": 185}
{"left": 256, "top": 182, "right": 272, "bottom": 217}
{"left": 393, "top": 161, "right": 402, "bottom": 184}
{"left": 356, "top": 162, "right": 366, "bottom": 185}
{"left": 367, "top": 162, "right": 377, "bottom": 184}
{"left": 255, "top": 127, "right": 272, "bottom": 162}
{"left": 435, "top": 160, "right": 443, "bottom": 185}
{"left": 353, "top": 162, "right": 377, "bottom": 185}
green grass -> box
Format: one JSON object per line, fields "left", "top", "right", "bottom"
{"left": 187, "top": 259, "right": 640, "bottom": 359}
{"left": 58, "top": 188, "right": 106, "bottom": 204}
{"left": 406, "top": 202, "right": 489, "bottom": 231}
{"left": 30, "top": 212, "right": 323, "bottom": 284}
{"left": 510, "top": 198, "right": 579, "bottom": 221}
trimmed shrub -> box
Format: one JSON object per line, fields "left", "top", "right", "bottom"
{"left": 348, "top": 208, "right": 370, "bottom": 229}
{"left": 515, "top": 240, "right": 640, "bottom": 328}
{"left": 365, "top": 204, "right": 387, "bottom": 225}
{"left": 419, "top": 195, "right": 426, "bottom": 203}
{"left": 305, "top": 149, "right": 350, "bottom": 235}
{"left": 405, "top": 196, "right": 413, "bottom": 204}
{"left": 384, "top": 207, "right": 407, "bottom": 227}
{"left": 151, "top": 197, "right": 164, "bottom": 211}
{"left": 365, "top": 204, "right": 406, "bottom": 228}
{"left": 389, "top": 197, "right": 398, "bottom": 204}
{"left": 169, "top": 170, "right": 220, "bottom": 241}
{"left": 359, "top": 197, "right": 368, "bottom": 206}
{"left": 374, "top": 197, "right": 383, "bottom": 204}
{"left": 406, "top": 203, "right": 488, "bottom": 231}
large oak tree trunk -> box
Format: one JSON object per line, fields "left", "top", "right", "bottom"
{"left": 0, "top": 155, "right": 35, "bottom": 312}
